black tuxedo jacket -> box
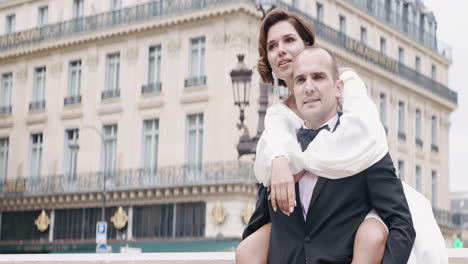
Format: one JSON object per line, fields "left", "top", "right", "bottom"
{"left": 244, "top": 136, "right": 415, "bottom": 264}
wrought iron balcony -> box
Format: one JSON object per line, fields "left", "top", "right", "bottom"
{"left": 142, "top": 82, "right": 162, "bottom": 94}
{"left": 0, "top": 105, "right": 12, "bottom": 115}
{"left": 0, "top": 0, "right": 248, "bottom": 52}
{"left": 185, "top": 76, "right": 207, "bottom": 88}
{"left": 346, "top": 0, "right": 452, "bottom": 61}
{"left": 29, "top": 100, "right": 46, "bottom": 111}
{"left": 276, "top": 2, "right": 457, "bottom": 104}
{"left": 64, "top": 95, "right": 82, "bottom": 105}
{"left": 101, "top": 89, "right": 120, "bottom": 100}
{"left": 433, "top": 208, "right": 468, "bottom": 228}
{"left": 0, "top": 161, "right": 256, "bottom": 197}
{"left": 431, "top": 144, "right": 439, "bottom": 152}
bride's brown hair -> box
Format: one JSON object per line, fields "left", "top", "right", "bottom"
{"left": 258, "top": 9, "right": 316, "bottom": 86}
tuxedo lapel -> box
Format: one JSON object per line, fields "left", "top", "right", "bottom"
{"left": 305, "top": 177, "right": 327, "bottom": 221}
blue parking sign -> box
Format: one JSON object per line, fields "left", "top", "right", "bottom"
{"left": 96, "top": 221, "right": 107, "bottom": 244}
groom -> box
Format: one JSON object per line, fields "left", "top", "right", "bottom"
{"left": 246, "top": 47, "right": 415, "bottom": 263}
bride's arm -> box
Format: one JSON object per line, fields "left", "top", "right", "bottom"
{"left": 288, "top": 70, "right": 389, "bottom": 179}
{"left": 253, "top": 103, "right": 303, "bottom": 187}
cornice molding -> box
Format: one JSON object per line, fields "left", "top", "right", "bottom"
{"left": 0, "top": 183, "right": 257, "bottom": 212}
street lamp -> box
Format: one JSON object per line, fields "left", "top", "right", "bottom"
{"left": 68, "top": 126, "right": 108, "bottom": 222}
{"left": 256, "top": 0, "right": 276, "bottom": 17}
{"left": 230, "top": 54, "right": 269, "bottom": 158}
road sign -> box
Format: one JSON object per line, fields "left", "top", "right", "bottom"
{"left": 96, "top": 221, "right": 107, "bottom": 245}
{"left": 96, "top": 243, "right": 110, "bottom": 253}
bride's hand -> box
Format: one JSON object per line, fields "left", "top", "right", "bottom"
{"left": 270, "top": 156, "right": 296, "bottom": 216}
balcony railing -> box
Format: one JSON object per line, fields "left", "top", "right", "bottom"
{"left": 185, "top": 76, "right": 207, "bottom": 88}
{"left": 0, "top": 0, "right": 248, "bottom": 52}
{"left": 142, "top": 82, "right": 162, "bottom": 94}
{"left": 415, "top": 138, "right": 423, "bottom": 147}
{"left": 276, "top": 2, "right": 458, "bottom": 104}
{"left": 29, "top": 100, "right": 46, "bottom": 111}
{"left": 0, "top": 105, "right": 12, "bottom": 114}
{"left": 101, "top": 89, "right": 120, "bottom": 100}
{"left": 433, "top": 208, "right": 468, "bottom": 228}
{"left": 64, "top": 95, "right": 82, "bottom": 105}
{"left": 431, "top": 144, "right": 439, "bottom": 152}
{"left": 0, "top": 161, "right": 256, "bottom": 197}
{"left": 346, "top": 0, "right": 452, "bottom": 61}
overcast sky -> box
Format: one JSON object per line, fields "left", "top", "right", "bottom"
{"left": 423, "top": 0, "right": 468, "bottom": 192}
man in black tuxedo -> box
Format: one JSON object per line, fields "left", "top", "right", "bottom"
{"left": 243, "top": 47, "right": 415, "bottom": 263}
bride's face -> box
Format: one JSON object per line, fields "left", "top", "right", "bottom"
{"left": 266, "top": 21, "right": 306, "bottom": 86}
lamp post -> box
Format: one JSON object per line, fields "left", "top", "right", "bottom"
{"left": 230, "top": 54, "right": 270, "bottom": 158}
{"left": 68, "top": 125, "right": 107, "bottom": 222}
{"left": 255, "top": 0, "right": 277, "bottom": 17}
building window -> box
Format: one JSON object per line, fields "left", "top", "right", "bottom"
{"left": 415, "top": 108, "right": 422, "bottom": 146}
{"left": 379, "top": 92, "right": 387, "bottom": 131}
{"left": 415, "top": 165, "right": 422, "bottom": 192}
{"left": 431, "top": 64, "right": 437, "bottom": 80}
{"left": 398, "top": 101, "right": 405, "bottom": 140}
{"left": 0, "top": 138, "right": 8, "bottom": 183}
{"left": 5, "top": 14, "right": 15, "bottom": 33}
{"left": 38, "top": 6, "right": 48, "bottom": 26}
{"left": 431, "top": 170, "right": 437, "bottom": 207}
{"left": 398, "top": 47, "right": 405, "bottom": 64}
{"left": 339, "top": 15, "right": 346, "bottom": 34}
{"left": 397, "top": 160, "right": 404, "bottom": 180}
{"left": 66, "top": 60, "right": 82, "bottom": 105}
{"left": 384, "top": 0, "right": 392, "bottom": 21}
{"left": 366, "top": 0, "right": 374, "bottom": 11}
{"left": 73, "top": 0, "right": 84, "bottom": 18}
{"left": 29, "top": 133, "right": 43, "bottom": 179}
{"left": 103, "top": 124, "right": 118, "bottom": 178}
{"left": 1, "top": 73, "right": 12, "bottom": 114}
{"left": 143, "top": 45, "right": 162, "bottom": 94}
{"left": 185, "top": 37, "right": 206, "bottom": 88}
{"left": 142, "top": 119, "right": 159, "bottom": 174}
{"left": 292, "top": 0, "right": 299, "bottom": 7}
{"left": 403, "top": 3, "right": 409, "bottom": 32}
{"left": 415, "top": 56, "right": 421, "bottom": 72}
{"left": 431, "top": 115, "right": 438, "bottom": 151}
{"left": 380, "top": 37, "right": 386, "bottom": 55}
{"left": 186, "top": 114, "right": 203, "bottom": 170}
{"left": 110, "top": 0, "right": 121, "bottom": 10}
{"left": 132, "top": 204, "right": 175, "bottom": 238}
{"left": 360, "top": 26, "right": 367, "bottom": 44}
{"left": 30, "top": 67, "right": 46, "bottom": 111}
{"left": 104, "top": 53, "right": 120, "bottom": 99}
{"left": 316, "top": 3, "right": 323, "bottom": 23}
{"left": 175, "top": 202, "right": 206, "bottom": 237}
{"left": 64, "top": 129, "right": 79, "bottom": 181}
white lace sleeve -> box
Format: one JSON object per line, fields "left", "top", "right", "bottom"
{"left": 288, "top": 71, "right": 389, "bottom": 179}
{"left": 253, "top": 103, "right": 303, "bottom": 186}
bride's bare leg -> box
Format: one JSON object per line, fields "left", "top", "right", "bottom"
{"left": 352, "top": 218, "right": 388, "bottom": 264}
{"left": 235, "top": 223, "right": 271, "bottom": 264}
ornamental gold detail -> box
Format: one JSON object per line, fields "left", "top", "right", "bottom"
{"left": 241, "top": 202, "right": 255, "bottom": 225}
{"left": 210, "top": 200, "right": 228, "bottom": 225}
{"left": 34, "top": 210, "right": 50, "bottom": 232}
{"left": 111, "top": 206, "right": 128, "bottom": 230}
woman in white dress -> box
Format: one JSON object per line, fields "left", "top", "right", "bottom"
{"left": 236, "top": 8, "right": 447, "bottom": 264}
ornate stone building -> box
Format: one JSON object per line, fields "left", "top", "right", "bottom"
{"left": 0, "top": 0, "right": 461, "bottom": 252}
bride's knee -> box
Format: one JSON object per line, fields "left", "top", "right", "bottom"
{"left": 355, "top": 218, "right": 388, "bottom": 250}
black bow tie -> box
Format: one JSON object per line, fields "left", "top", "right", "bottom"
{"left": 297, "top": 125, "right": 330, "bottom": 151}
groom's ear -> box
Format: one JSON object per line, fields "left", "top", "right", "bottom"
{"left": 335, "top": 79, "right": 344, "bottom": 98}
